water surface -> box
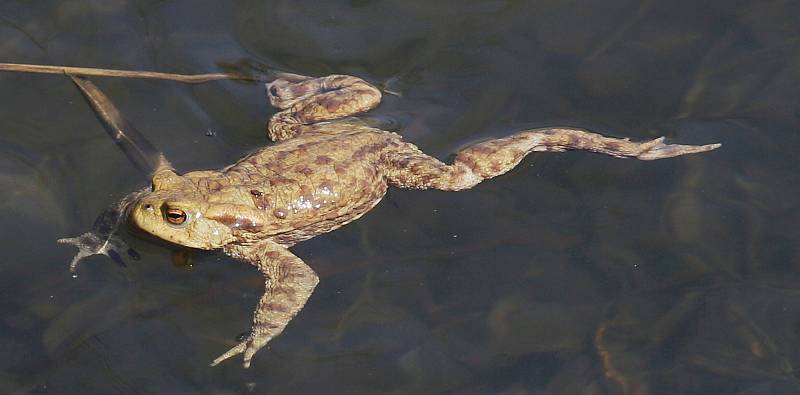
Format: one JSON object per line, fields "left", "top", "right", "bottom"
{"left": 0, "top": 1, "right": 798, "bottom": 394}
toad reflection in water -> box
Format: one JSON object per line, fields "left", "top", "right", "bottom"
{"left": 62, "top": 73, "right": 719, "bottom": 367}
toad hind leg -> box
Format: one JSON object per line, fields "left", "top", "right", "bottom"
{"left": 213, "top": 240, "right": 319, "bottom": 368}
{"left": 266, "top": 74, "right": 382, "bottom": 141}
{"left": 386, "top": 127, "right": 720, "bottom": 191}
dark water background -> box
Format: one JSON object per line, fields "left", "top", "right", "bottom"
{"left": 1, "top": 1, "right": 798, "bottom": 394}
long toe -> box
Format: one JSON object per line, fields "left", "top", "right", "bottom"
{"left": 241, "top": 334, "right": 271, "bottom": 368}
{"left": 210, "top": 341, "right": 247, "bottom": 367}
{"left": 637, "top": 138, "right": 721, "bottom": 160}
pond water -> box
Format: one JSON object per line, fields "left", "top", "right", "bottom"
{"left": 1, "top": 1, "right": 798, "bottom": 394}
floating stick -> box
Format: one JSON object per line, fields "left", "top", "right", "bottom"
{"left": 0, "top": 62, "right": 258, "bottom": 83}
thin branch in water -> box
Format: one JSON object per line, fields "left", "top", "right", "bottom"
{"left": 0, "top": 16, "right": 48, "bottom": 53}
{"left": 68, "top": 74, "right": 172, "bottom": 176}
{"left": 0, "top": 61, "right": 405, "bottom": 99}
{"left": 0, "top": 62, "right": 259, "bottom": 83}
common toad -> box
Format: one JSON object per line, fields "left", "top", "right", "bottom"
{"left": 92, "top": 73, "right": 721, "bottom": 367}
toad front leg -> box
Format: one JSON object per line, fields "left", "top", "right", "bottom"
{"left": 213, "top": 240, "right": 319, "bottom": 368}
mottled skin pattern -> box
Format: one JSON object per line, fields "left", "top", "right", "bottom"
{"left": 128, "top": 73, "right": 720, "bottom": 368}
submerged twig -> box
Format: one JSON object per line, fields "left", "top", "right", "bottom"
{"left": 0, "top": 62, "right": 258, "bottom": 83}
{"left": 68, "top": 74, "right": 172, "bottom": 175}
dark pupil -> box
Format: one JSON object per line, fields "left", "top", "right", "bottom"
{"left": 166, "top": 209, "right": 186, "bottom": 223}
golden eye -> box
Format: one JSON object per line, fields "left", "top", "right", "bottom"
{"left": 165, "top": 208, "right": 187, "bottom": 225}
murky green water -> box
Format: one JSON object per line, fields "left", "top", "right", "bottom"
{"left": 1, "top": 1, "right": 798, "bottom": 394}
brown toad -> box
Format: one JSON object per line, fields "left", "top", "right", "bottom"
{"left": 100, "top": 73, "right": 718, "bottom": 367}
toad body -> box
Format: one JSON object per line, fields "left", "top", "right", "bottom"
{"left": 123, "top": 73, "right": 719, "bottom": 367}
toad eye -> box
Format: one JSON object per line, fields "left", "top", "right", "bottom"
{"left": 165, "top": 208, "right": 187, "bottom": 225}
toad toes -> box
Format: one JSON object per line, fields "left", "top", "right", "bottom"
{"left": 124, "top": 73, "right": 719, "bottom": 367}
